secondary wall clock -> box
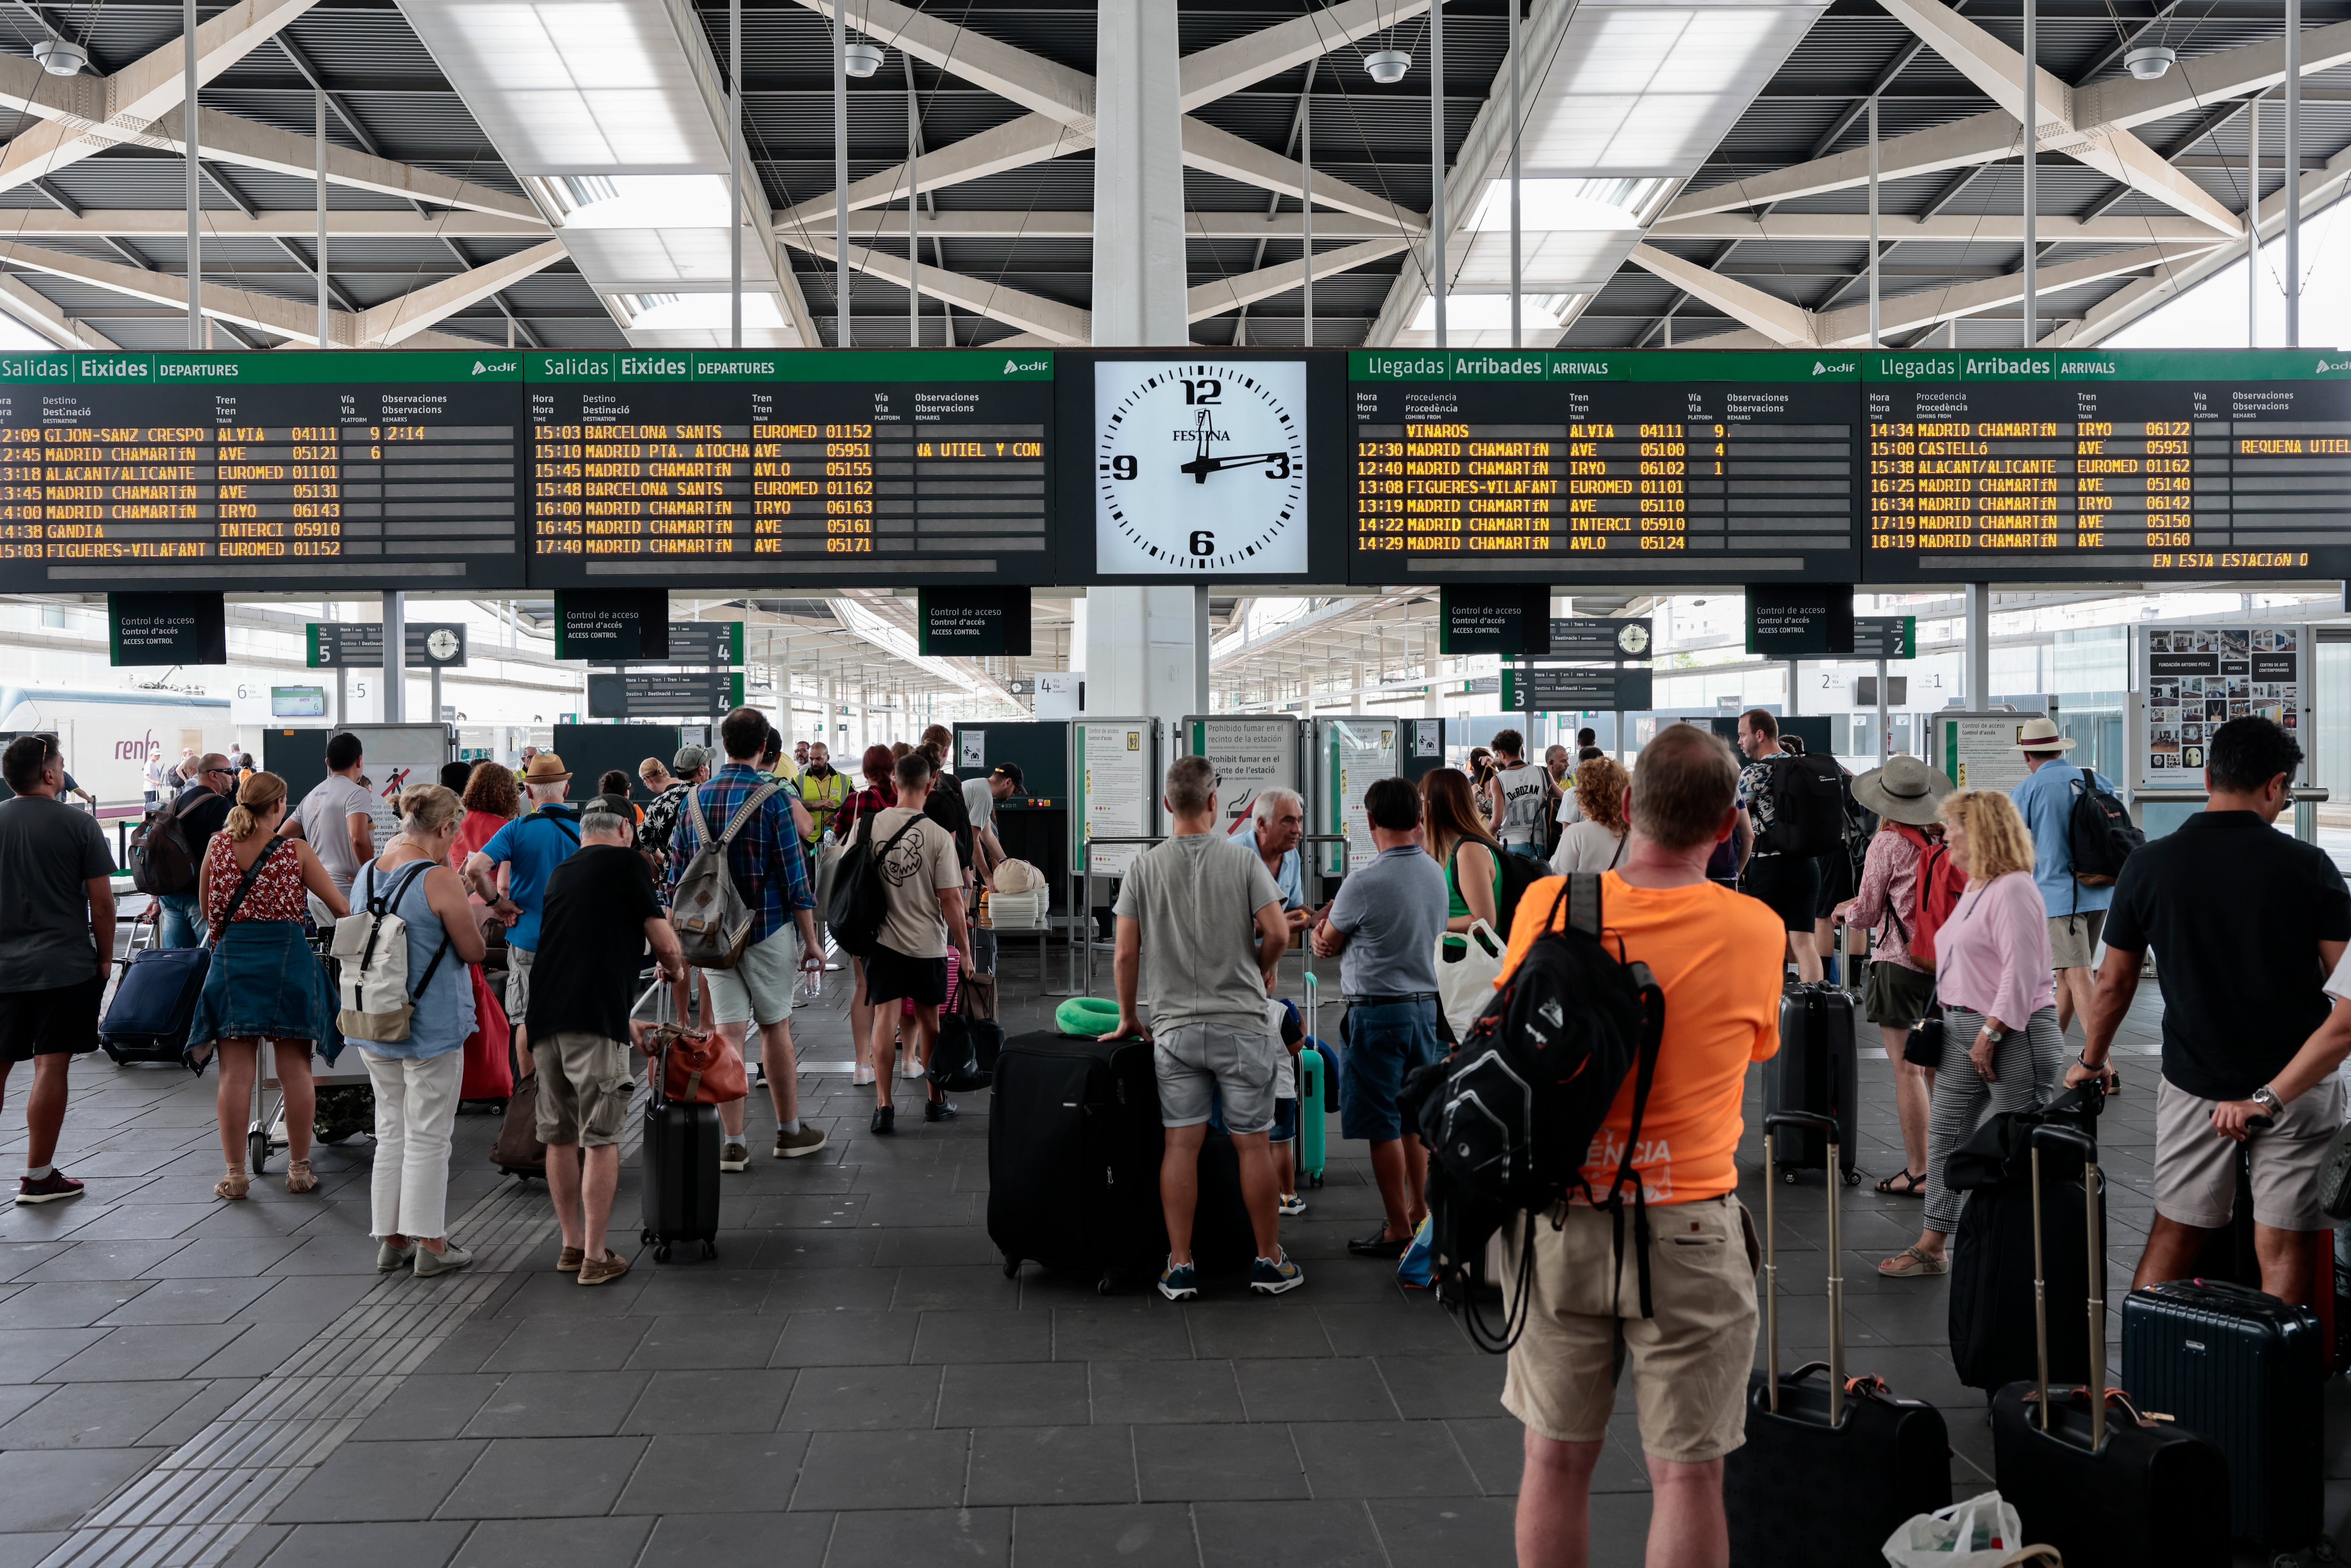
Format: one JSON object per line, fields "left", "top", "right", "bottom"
{"left": 1093, "top": 359, "right": 1310, "bottom": 575}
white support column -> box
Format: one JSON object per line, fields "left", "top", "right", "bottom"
{"left": 834, "top": 1, "right": 851, "bottom": 347}
{"left": 1507, "top": 0, "right": 1519, "bottom": 349}
{"left": 906, "top": 50, "right": 920, "bottom": 347}
{"left": 2021, "top": 0, "right": 2035, "bottom": 348}
{"left": 1301, "top": 62, "right": 1314, "bottom": 347}
{"left": 1868, "top": 94, "right": 1879, "bottom": 347}
{"left": 1965, "top": 583, "right": 1990, "bottom": 708}
{"left": 1430, "top": 0, "right": 1446, "bottom": 348}
{"left": 2286, "top": 0, "right": 2302, "bottom": 347}
{"left": 2248, "top": 91, "right": 2260, "bottom": 346}
{"left": 730, "top": 0, "right": 742, "bottom": 350}
{"left": 315, "top": 88, "right": 327, "bottom": 345}
{"left": 184, "top": 0, "right": 200, "bottom": 350}
{"left": 382, "top": 591, "right": 405, "bottom": 723}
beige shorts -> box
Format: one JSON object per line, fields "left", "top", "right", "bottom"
{"left": 1501, "top": 1194, "right": 1762, "bottom": 1464}
{"left": 2048, "top": 908, "right": 2107, "bottom": 969}
{"left": 2154, "top": 1072, "right": 2342, "bottom": 1232}
{"left": 505, "top": 945, "right": 535, "bottom": 1025}
{"left": 534, "top": 1030, "right": 634, "bottom": 1148}
{"left": 706, "top": 923, "right": 799, "bottom": 1028}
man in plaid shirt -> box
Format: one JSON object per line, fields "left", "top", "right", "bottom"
{"left": 670, "top": 707, "right": 829, "bottom": 1164}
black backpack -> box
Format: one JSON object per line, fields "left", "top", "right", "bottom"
{"left": 1452, "top": 840, "right": 1549, "bottom": 937}
{"left": 128, "top": 792, "right": 204, "bottom": 896}
{"left": 1759, "top": 752, "right": 1848, "bottom": 858}
{"left": 2067, "top": 773, "right": 2143, "bottom": 891}
{"left": 1400, "top": 873, "right": 1665, "bottom": 1352}
{"left": 827, "top": 810, "right": 927, "bottom": 959}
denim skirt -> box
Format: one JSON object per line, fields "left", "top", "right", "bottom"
{"left": 187, "top": 920, "right": 343, "bottom": 1065}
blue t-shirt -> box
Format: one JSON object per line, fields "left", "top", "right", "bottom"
{"left": 2009, "top": 758, "right": 2114, "bottom": 917}
{"left": 479, "top": 804, "right": 582, "bottom": 951}
{"left": 1274, "top": 846, "right": 1305, "bottom": 911}
{"left": 1327, "top": 843, "right": 1449, "bottom": 996}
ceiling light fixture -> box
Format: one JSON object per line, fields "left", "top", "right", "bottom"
{"left": 844, "top": 40, "right": 884, "bottom": 78}
{"left": 1364, "top": 49, "right": 1411, "bottom": 84}
{"left": 31, "top": 38, "right": 86, "bottom": 75}
{"left": 2123, "top": 45, "right": 2176, "bottom": 79}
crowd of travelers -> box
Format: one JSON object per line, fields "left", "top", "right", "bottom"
{"left": 7, "top": 687, "right": 2350, "bottom": 1568}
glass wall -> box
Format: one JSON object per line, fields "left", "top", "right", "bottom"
{"left": 2053, "top": 626, "right": 2128, "bottom": 782}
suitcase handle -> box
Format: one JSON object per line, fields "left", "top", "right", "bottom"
{"left": 2028, "top": 1122, "right": 2104, "bottom": 1451}
{"left": 1759, "top": 1111, "right": 1844, "bottom": 1427}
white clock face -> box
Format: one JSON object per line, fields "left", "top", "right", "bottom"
{"left": 1094, "top": 359, "right": 1309, "bottom": 575}
{"left": 1617, "top": 623, "right": 1649, "bottom": 657}
{"left": 426, "top": 628, "right": 460, "bottom": 662}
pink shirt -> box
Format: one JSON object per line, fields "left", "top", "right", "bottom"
{"left": 1849, "top": 825, "right": 1927, "bottom": 972}
{"left": 1933, "top": 869, "right": 2055, "bottom": 1026}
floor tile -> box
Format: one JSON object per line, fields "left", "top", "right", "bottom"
{"left": 260, "top": 1521, "right": 474, "bottom": 1568}
{"left": 621, "top": 1368, "right": 796, "bottom": 1434}
{"left": 460, "top": 1370, "right": 649, "bottom": 1438}
{"left": 0, "top": 1379, "right": 197, "bottom": 1450}
{"left": 966, "top": 1425, "right": 1136, "bottom": 1506}
{"left": 911, "top": 1309, "right": 1049, "bottom": 1364}
{"left": 1089, "top": 1360, "right": 1244, "bottom": 1425}
{"left": 1233, "top": 1357, "right": 1400, "bottom": 1423}
{"left": 435, "top": 1435, "right": 648, "bottom": 1520}
{"left": 95, "top": 1275, "right": 274, "bottom": 1326}
{"left": 614, "top": 1430, "right": 810, "bottom": 1513}
{"left": 1051, "top": 1306, "right": 1193, "bottom": 1362}
{"left": 478, "top": 1317, "right": 650, "bottom": 1372}
{"left": 778, "top": 1364, "right": 942, "bottom": 1431}
{"left": 624, "top": 1314, "right": 784, "bottom": 1370}
{"left": 0, "top": 1447, "right": 153, "bottom": 1531}
{"left": 936, "top": 1361, "right": 1090, "bottom": 1428}
{"left": 637, "top": 1510, "right": 832, "bottom": 1568}
{"left": 1002, "top": 1503, "right": 1196, "bottom": 1568}
{"left": 271, "top": 1439, "right": 487, "bottom": 1523}
{"left": 42, "top": 1324, "right": 248, "bottom": 1382}
{"left": 1192, "top": 1498, "right": 1386, "bottom": 1565}
{"left": 7, "top": 1280, "right": 152, "bottom": 1328}
{"left": 790, "top": 1428, "right": 970, "bottom": 1511}
{"left": 772, "top": 1309, "right": 918, "bottom": 1367}
{"left": 446, "top": 1516, "right": 652, "bottom": 1568}
{"left": 1133, "top": 1423, "right": 1308, "bottom": 1504}
{"left": 1289, "top": 1420, "right": 1481, "bottom": 1498}
{"left": 1375, "top": 1354, "right": 1508, "bottom": 1420}
{"left": 820, "top": 1505, "right": 1007, "bottom": 1567}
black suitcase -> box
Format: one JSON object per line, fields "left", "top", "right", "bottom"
{"left": 1726, "top": 1111, "right": 1951, "bottom": 1567}
{"left": 639, "top": 1040, "right": 722, "bottom": 1263}
{"left": 989, "top": 1032, "right": 1164, "bottom": 1292}
{"left": 99, "top": 909, "right": 208, "bottom": 1065}
{"left": 2122, "top": 1277, "right": 2327, "bottom": 1555}
{"left": 1991, "top": 1124, "right": 2231, "bottom": 1568}
{"left": 1761, "top": 983, "right": 1857, "bottom": 1184}
{"left": 1947, "top": 1085, "right": 2104, "bottom": 1391}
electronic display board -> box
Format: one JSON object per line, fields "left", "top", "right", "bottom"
{"left": 1862, "top": 349, "right": 2351, "bottom": 584}
{"left": 0, "top": 350, "right": 525, "bottom": 592}
{"left": 527, "top": 349, "right": 1056, "bottom": 590}
{"left": 1348, "top": 349, "right": 1862, "bottom": 586}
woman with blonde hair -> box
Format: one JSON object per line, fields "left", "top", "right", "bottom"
{"left": 1420, "top": 767, "right": 1501, "bottom": 934}
{"left": 354, "top": 784, "right": 487, "bottom": 1275}
{"left": 186, "top": 772, "right": 349, "bottom": 1200}
{"left": 1878, "top": 788, "right": 2060, "bottom": 1277}
{"left": 1549, "top": 754, "right": 1631, "bottom": 874}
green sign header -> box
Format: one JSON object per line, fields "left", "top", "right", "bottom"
{"left": 1864, "top": 348, "right": 2351, "bottom": 383}
{"left": 0, "top": 350, "right": 524, "bottom": 385}
{"left": 1349, "top": 349, "right": 1861, "bottom": 384}
{"left": 525, "top": 349, "right": 1054, "bottom": 383}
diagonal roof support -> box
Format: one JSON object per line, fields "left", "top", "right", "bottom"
{"left": 350, "top": 240, "right": 567, "bottom": 346}
{"left": 781, "top": 231, "right": 1090, "bottom": 345}
{"left": 1187, "top": 238, "right": 1410, "bottom": 323}
{"left": 1179, "top": 0, "right": 1431, "bottom": 112}
{"left": 1812, "top": 241, "right": 2222, "bottom": 345}
{"left": 0, "top": 274, "right": 117, "bottom": 350}
{"left": 1625, "top": 244, "right": 1818, "bottom": 345}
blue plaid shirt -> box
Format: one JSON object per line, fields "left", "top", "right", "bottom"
{"left": 668, "top": 762, "right": 813, "bottom": 944}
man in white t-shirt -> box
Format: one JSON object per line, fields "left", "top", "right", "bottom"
{"left": 292, "top": 731, "right": 374, "bottom": 916}
{"left": 961, "top": 763, "right": 1023, "bottom": 977}
{"left": 1484, "top": 728, "right": 1552, "bottom": 862}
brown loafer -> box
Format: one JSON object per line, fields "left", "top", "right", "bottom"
{"left": 557, "top": 1246, "right": 584, "bottom": 1273}
{"left": 577, "top": 1249, "right": 631, "bottom": 1287}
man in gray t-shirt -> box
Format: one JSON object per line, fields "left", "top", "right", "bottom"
{"left": 1109, "top": 755, "right": 1301, "bottom": 1301}
{"left": 293, "top": 732, "right": 374, "bottom": 914}
{"left": 1312, "top": 775, "right": 1452, "bottom": 1257}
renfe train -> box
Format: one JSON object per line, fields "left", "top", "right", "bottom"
{"left": 0, "top": 686, "right": 237, "bottom": 816}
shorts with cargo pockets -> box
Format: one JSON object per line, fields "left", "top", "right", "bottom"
{"left": 534, "top": 1030, "right": 634, "bottom": 1148}
{"left": 1155, "top": 1021, "right": 1280, "bottom": 1136}
{"left": 2154, "top": 1072, "right": 2340, "bottom": 1233}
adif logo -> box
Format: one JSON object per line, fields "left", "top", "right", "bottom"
{"left": 2318, "top": 359, "right": 2351, "bottom": 375}
{"left": 471, "top": 359, "right": 519, "bottom": 376}
{"left": 1813, "top": 360, "right": 1856, "bottom": 376}
{"left": 1002, "top": 357, "right": 1048, "bottom": 374}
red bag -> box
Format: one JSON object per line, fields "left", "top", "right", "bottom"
{"left": 649, "top": 977, "right": 748, "bottom": 1104}
{"left": 460, "top": 963, "right": 514, "bottom": 1102}
{"left": 1902, "top": 828, "right": 1968, "bottom": 972}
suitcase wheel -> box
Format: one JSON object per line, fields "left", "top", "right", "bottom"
{"left": 700, "top": 1240, "right": 716, "bottom": 1261}
{"left": 1097, "top": 1275, "right": 1114, "bottom": 1296}
{"left": 1843, "top": 1168, "right": 1863, "bottom": 1187}
{"left": 1309, "top": 1172, "right": 1324, "bottom": 1189}
{"left": 1001, "top": 1255, "right": 1019, "bottom": 1279}
{"left": 641, "top": 1228, "right": 655, "bottom": 1245}
{"left": 655, "top": 1244, "right": 672, "bottom": 1264}
{"left": 1783, "top": 1171, "right": 1798, "bottom": 1184}
{"left": 248, "top": 1129, "right": 269, "bottom": 1175}
{"left": 102, "top": 1044, "right": 124, "bottom": 1065}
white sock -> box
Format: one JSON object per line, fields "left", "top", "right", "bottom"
{"left": 24, "top": 1164, "right": 51, "bottom": 1181}
{"left": 780, "top": 1118, "right": 801, "bottom": 1135}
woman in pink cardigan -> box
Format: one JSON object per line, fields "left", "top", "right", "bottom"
{"left": 1878, "top": 788, "right": 2062, "bottom": 1278}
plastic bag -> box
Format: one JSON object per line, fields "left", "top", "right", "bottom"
{"left": 1881, "top": 1492, "right": 2059, "bottom": 1567}
{"left": 1397, "top": 1216, "right": 1435, "bottom": 1289}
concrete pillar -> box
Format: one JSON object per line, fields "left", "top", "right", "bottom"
{"left": 381, "top": 591, "right": 405, "bottom": 723}
{"left": 1965, "top": 583, "right": 1991, "bottom": 708}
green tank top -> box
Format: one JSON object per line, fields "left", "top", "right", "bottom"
{"left": 1445, "top": 839, "right": 1502, "bottom": 921}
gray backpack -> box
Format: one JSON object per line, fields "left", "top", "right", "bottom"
{"left": 670, "top": 781, "right": 779, "bottom": 970}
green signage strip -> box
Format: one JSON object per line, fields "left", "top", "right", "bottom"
{"left": 0, "top": 350, "right": 524, "bottom": 385}
{"left": 1348, "top": 349, "right": 1860, "bottom": 383}
{"left": 525, "top": 349, "right": 1054, "bottom": 383}
{"left": 1864, "top": 348, "right": 2351, "bottom": 383}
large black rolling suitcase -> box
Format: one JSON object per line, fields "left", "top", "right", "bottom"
{"left": 639, "top": 1038, "right": 722, "bottom": 1263}
{"left": 2122, "top": 1276, "right": 2328, "bottom": 1559}
{"left": 1991, "top": 1124, "right": 2231, "bottom": 1568}
{"left": 1761, "top": 983, "right": 1857, "bottom": 1184}
{"left": 1725, "top": 1110, "right": 1951, "bottom": 1567}
{"left": 99, "top": 909, "right": 208, "bottom": 1065}
{"left": 1947, "top": 1083, "right": 2103, "bottom": 1392}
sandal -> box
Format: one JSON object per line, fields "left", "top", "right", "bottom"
{"left": 214, "top": 1166, "right": 249, "bottom": 1201}
{"left": 1874, "top": 1169, "right": 1927, "bottom": 1197}
{"left": 1877, "top": 1245, "right": 1949, "bottom": 1278}
{"left": 285, "top": 1159, "right": 317, "bottom": 1195}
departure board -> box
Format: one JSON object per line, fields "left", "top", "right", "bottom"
{"left": 527, "top": 349, "right": 1056, "bottom": 589}
{"left": 0, "top": 350, "right": 524, "bottom": 592}
{"left": 1348, "top": 349, "right": 1861, "bottom": 585}
{"left": 1863, "top": 350, "right": 2351, "bottom": 583}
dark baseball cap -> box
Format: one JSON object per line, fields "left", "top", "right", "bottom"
{"left": 991, "top": 763, "right": 1025, "bottom": 790}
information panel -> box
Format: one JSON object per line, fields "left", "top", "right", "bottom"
{"left": 527, "top": 349, "right": 1056, "bottom": 589}
{"left": 1349, "top": 350, "right": 1861, "bottom": 585}
{"left": 1863, "top": 350, "right": 2351, "bottom": 583}
{"left": 0, "top": 351, "right": 525, "bottom": 592}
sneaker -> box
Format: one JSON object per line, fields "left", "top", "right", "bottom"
{"left": 1250, "top": 1250, "right": 1306, "bottom": 1296}
{"left": 720, "top": 1141, "right": 749, "bottom": 1173}
{"left": 578, "top": 1249, "right": 632, "bottom": 1287}
{"left": 870, "top": 1105, "right": 895, "bottom": 1136}
{"left": 900, "top": 1057, "right": 925, "bottom": 1081}
{"left": 376, "top": 1238, "right": 418, "bottom": 1272}
{"left": 853, "top": 1065, "right": 875, "bottom": 1086}
{"left": 774, "top": 1125, "right": 829, "bottom": 1159}
{"left": 923, "top": 1097, "right": 958, "bottom": 1123}
{"left": 1158, "top": 1257, "right": 1199, "bottom": 1302}
{"left": 413, "top": 1240, "right": 473, "bottom": 1278}
{"left": 1277, "top": 1193, "right": 1308, "bottom": 1217}
{"left": 15, "top": 1171, "right": 82, "bottom": 1205}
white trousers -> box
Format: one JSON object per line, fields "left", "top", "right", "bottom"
{"left": 359, "top": 1047, "right": 464, "bottom": 1241}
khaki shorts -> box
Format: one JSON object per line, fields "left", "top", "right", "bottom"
{"left": 1501, "top": 1194, "right": 1762, "bottom": 1464}
{"left": 707, "top": 923, "right": 798, "bottom": 1028}
{"left": 534, "top": 1030, "right": 634, "bottom": 1148}
{"left": 505, "top": 945, "right": 536, "bottom": 1025}
{"left": 2049, "top": 908, "right": 2107, "bottom": 969}
{"left": 2154, "top": 1072, "right": 2342, "bottom": 1232}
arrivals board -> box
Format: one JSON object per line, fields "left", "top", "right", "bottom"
{"left": 1348, "top": 350, "right": 1862, "bottom": 585}
{"left": 1862, "top": 350, "right": 2351, "bottom": 583}
{"left": 0, "top": 351, "right": 524, "bottom": 592}
{"left": 527, "top": 349, "right": 1056, "bottom": 589}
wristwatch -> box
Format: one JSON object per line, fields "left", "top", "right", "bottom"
{"left": 2250, "top": 1085, "right": 2285, "bottom": 1118}
{"left": 1980, "top": 1022, "right": 2007, "bottom": 1044}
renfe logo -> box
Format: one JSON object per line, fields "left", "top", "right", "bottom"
{"left": 113, "top": 730, "right": 157, "bottom": 762}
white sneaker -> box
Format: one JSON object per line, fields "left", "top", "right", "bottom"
{"left": 901, "top": 1058, "right": 925, "bottom": 1081}
{"left": 853, "top": 1065, "right": 875, "bottom": 1086}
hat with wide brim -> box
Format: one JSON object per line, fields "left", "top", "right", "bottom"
{"left": 2014, "top": 715, "right": 2075, "bottom": 753}
{"left": 1852, "top": 754, "right": 1953, "bottom": 827}
{"left": 521, "top": 752, "right": 572, "bottom": 784}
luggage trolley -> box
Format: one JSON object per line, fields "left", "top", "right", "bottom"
{"left": 249, "top": 929, "right": 371, "bottom": 1174}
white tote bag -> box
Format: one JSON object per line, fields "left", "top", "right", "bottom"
{"left": 1881, "top": 1492, "right": 2059, "bottom": 1568}
{"left": 1435, "top": 920, "right": 1505, "bottom": 1039}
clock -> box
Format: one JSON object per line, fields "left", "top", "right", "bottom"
{"left": 1616, "top": 622, "right": 1649, "bottom": 658}
{"left": 1094, "top": 359, "right": 1309, "bottom": 575}
{"left": 425, "top": 627, "right": 461, "bottom": 663}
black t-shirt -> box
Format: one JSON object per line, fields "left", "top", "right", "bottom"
{"left": 2102, "top": 810, "right": 2351, "bottom": 1099}
{"left": 172, "top": 782, "right": 232, "bottom": 870}
{"left": 525, "top": 844, "right": 664, "bottom": 1042}
{"left": 924, "top": 772, "right": 974, "bottom": 870}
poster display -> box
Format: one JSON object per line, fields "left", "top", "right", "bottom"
{"left": 2136, "top": 623, "right": 2304, "bottom": 788}
{"left": 1935, "top": 713, "right": 2035, "bottom": 793}
{"left": 1077, "top": 718, "right": 1156, "bottom": 877}
{"left": 1185, "top": 716, "right": 1301, "bottom": 842}
{"left": 1318, "top": 718, "right": 1398, "bottom": 875}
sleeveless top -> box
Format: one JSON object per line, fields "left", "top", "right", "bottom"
{"left": 1492, "top": 763, "right": 1551, "bottom": 844}
{"left": 203, "top": 835, "right": 307, "bottom": 929}
{"left": 352, "top": 857, "right": 475, "bottom": 1059}
{"left": 1444, "top": 839, "right": 1504, "bottom": 921}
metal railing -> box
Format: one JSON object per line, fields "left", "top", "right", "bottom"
{"left": 1079, "top": 836, "right": 1166, "bottom": 998}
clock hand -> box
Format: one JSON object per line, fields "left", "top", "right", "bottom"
{"left": 1180, "top": 407, "right": 1221, "bottom": 485}
{"left": 1191, "top": 451, "right": 1290, "bottom": 473}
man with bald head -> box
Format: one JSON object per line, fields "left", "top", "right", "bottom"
{"left": 155, "top": 751, "right": 237, "bottom": 948}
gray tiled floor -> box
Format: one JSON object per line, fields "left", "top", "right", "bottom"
{"left": 0, "top": 953, "right": 2336, "bottom": 1567}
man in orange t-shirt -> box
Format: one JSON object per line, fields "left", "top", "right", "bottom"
{"left": 1493, "top": 722, "right": 1783, "bottom": 1568}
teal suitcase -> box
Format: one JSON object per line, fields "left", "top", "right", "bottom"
{"left": 1295, "top": 972, "right": 1327, "bottom": 1188}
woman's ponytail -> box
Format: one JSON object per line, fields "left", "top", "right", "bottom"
{"left": 223, "top": 771, "right": 289, "bottom": 843}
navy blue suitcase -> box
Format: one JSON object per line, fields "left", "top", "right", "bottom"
{"left": 99, "top": 942, "right": 209, "bottom": 1065}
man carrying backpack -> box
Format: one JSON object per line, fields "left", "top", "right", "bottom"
{"left": 147, "top": 753, "right": 235, "bottom": 948}
{"left": 1491, "top": 723, "right": 1784, "bottom": 1567}
{"left": 2008, "top": 715, "right": 2128, "bottom": 1034}
{"left": 1736, "top": 709, "right": 1827, "bottom": 983}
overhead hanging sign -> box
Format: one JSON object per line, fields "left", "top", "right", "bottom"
{"left": 1440, "top": 586, "right": 1552, "bottom": 655}
{"left": 1504, "top": 666, "right": 1654, "bottom": 710}
{"left": 608, "top": 622, "right": 742, "bottom": 667}
{"left": 1850, "top": 615, "right": 1916, "bottom": 659}
{"left": 919, "top": 586, "right": 1031, "bottom": 655}
{"left": 1746, "top": 584, "right": 1855, "bottom": 656}
{"left": 554, "top": 587, "right": 668, "bottom": 661}
{"left": 109, "top": 591, "right": 224, "bottom": 665}
{"left": 1547, "top": 618, "right": 1653, "bottom": 661}
{"left": 307, "top": 622, "right": 468, "bottom": 668}
{"left": 586, "top": 668, "right": 744, "bottom": 719}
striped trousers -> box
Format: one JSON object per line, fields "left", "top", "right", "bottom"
{"left": 1924, "top": 1003, "right": 2066, "bottom": 1234}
